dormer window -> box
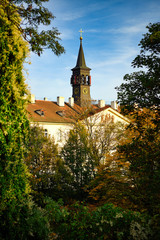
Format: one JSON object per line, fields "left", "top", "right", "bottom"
{"left": 35, "top": 109, "right": 45, "bottom": 116}
{"left": 56, "top": 111, "right": 65, "bottom": 117}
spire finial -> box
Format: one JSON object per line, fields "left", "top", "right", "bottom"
{"left": 79, "top": 28, "right": 84, "bottom": 40}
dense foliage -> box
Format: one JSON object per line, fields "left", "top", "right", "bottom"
{"left": 0, "top": 2, "right": 61, "bottom": 238}
{"left": 117, "top": 109, "right": 160, "bottom": 215}
{"left": 88, "top": 109, "right": 160, "bottom": 214}
{"left": 26, "top": 125, "right": 58, "bottom": 190}
{"left": 0, "top": 4, "right": 32, "bottom": 238}
{"left": 88, "top": 153, "right": 131, "bottom": 208}
{"left": 45, "top": 199, "right": 151, "bottom": 240}
{"left": 61, "top": 123, "right": 96, "bottom": 200}
{"left": 1, "top": 5, "right": 160, "bottom": 237}
{"left": 25, "top": 125, "right": 71, "bottom": 202}
{"left": 60, "top": 120, "right": 124, "bottom": 201}
{"left": 116, "top": 23, "right": 160, "bottom": 215}
{"left": 116, "top": 22, "right": 160, "bottom": 112}
{"left": 2, "top": 0, "right": 65, "bottom": 55}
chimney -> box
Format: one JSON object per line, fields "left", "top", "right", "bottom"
{"left": 111, "top": 101, "right": 118, "bottom": 110}
{"left": 98, "top": 100, "right": 105, "bottom": 108}
{"left": 30, "top": 94, "right": 35, "bottom": 104}
{"left": 68, "top": 97, "right": 74, "bottom": 107}
{"left": 44, "top": 97, "right": 48, "bottom": 101}
{"left": 57, "top": 96, "right": 64, "bottom": 107}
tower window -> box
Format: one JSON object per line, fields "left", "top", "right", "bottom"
{"left": 82, "top": 75, "right": 85, "bottom": 84}
{"left": 88, "top": 76, "right": 91, "bottom": 85}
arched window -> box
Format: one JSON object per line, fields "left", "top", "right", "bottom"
{"left": 82, "top": 75, "right": 85, "bottom": 84}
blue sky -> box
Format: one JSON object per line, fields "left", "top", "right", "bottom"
{"left": 25, "top": 0, "right": 160, "bottom": 104}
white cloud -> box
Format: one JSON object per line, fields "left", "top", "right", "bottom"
{"left": 60, "top": 29, "right": 74, "bottom": 40}
{"left": 57, "top": 11, "right": 85, "bottom": 21}
{"left": 53, "top": 0, "right": 115, "bottom": 22}
{"left": 108, "top": 23, "right": 146, "bottom": 35}
{"left": 89, "top": 47, "right": 138, "bottom": 69}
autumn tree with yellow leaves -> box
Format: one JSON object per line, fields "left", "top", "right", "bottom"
{"left": 118, "top": 109, "right": 160, "bottom": 214}
{"left": 88, "top": 109, "right": 160, "bottom": 213}
{"left": 116, "top": 23, "right": 160, "bottom": 215}
{"left": 87, "top": 126, "right": 133, "bottom": 209}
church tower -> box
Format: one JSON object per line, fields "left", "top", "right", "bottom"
{"left": 71, "top": 30, "right": 91, "bottom": 107}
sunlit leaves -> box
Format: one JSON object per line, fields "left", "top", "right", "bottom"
{"left": 0, "top": 5, "right": 32, "bottom": 237}
{"left": 2, "top": 0, "right": 65, "bottom": 55}
{"left": 118, "top": 109, "right": 160, "bottom": 214}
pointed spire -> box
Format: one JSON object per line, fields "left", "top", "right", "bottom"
{"left": 72, "top": 31, "right": 91, "bottom": 70}
{"left": 75, "top": 38, "right": 87, "bottom": 68}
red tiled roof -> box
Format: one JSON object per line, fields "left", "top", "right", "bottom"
{"left": 27, "top": 100, "right": 112, "bottom": 123}
{"left": 27, "top": 100, "right": 77, "bottom": 123}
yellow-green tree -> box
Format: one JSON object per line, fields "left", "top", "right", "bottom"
{"left": 88, "top": 154, "right": 131, "bottom": 208}
{"left": 0, "top": 5, "right": 33, "bottom": 239}
{"left": 0, "top": 1, "right": 64, "bottom": 238}
{"left": 25, "top": 125, "right": 71, "bottom": 202}
{"left": 118, "top": 109, "right": 160, "bottom": 215}
{"left": 66, "top": 104, "right": 126, "bottom": 165}
{"left": 87, "top": 125, "right": 133, "bottom": 209}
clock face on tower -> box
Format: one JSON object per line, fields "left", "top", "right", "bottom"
{"left": 83, "top": 88, "right": 88, "bottom": 94}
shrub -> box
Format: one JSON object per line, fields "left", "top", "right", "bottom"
{"left": 45, "top": 199, "right": 151, "bottom": 240}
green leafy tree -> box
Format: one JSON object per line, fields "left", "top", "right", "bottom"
{"left": 26, "top": 125, "right": 58, "bottom": 193}
{"left": 116, "top": 22, "right": 160, "bottom": 112}
{"left": 0, "top": 1, "right": 64, "bottom": 238}
{"left": 26, "top": 125, "right": 71, "bottom": 202}
{"left": 61, "top": 122, "right": 97, "bottom": 200}
{"left": 45, "top": 199, "right": 151, "bottom": 240}
{"left": 2, "top": 0, "right": 65, "bottom": 55}
{"left": 0, "top": 5, "right": 32, "bottom": 239}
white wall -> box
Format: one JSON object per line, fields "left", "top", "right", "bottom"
{"left": 32, "top": 108, "right": 129, "bottom": 149}
{"left": 32, "top": 122, "right": 73, "bottom": 148}
{"left": 86, "top": 107, "right": 130, "bottom": 126}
